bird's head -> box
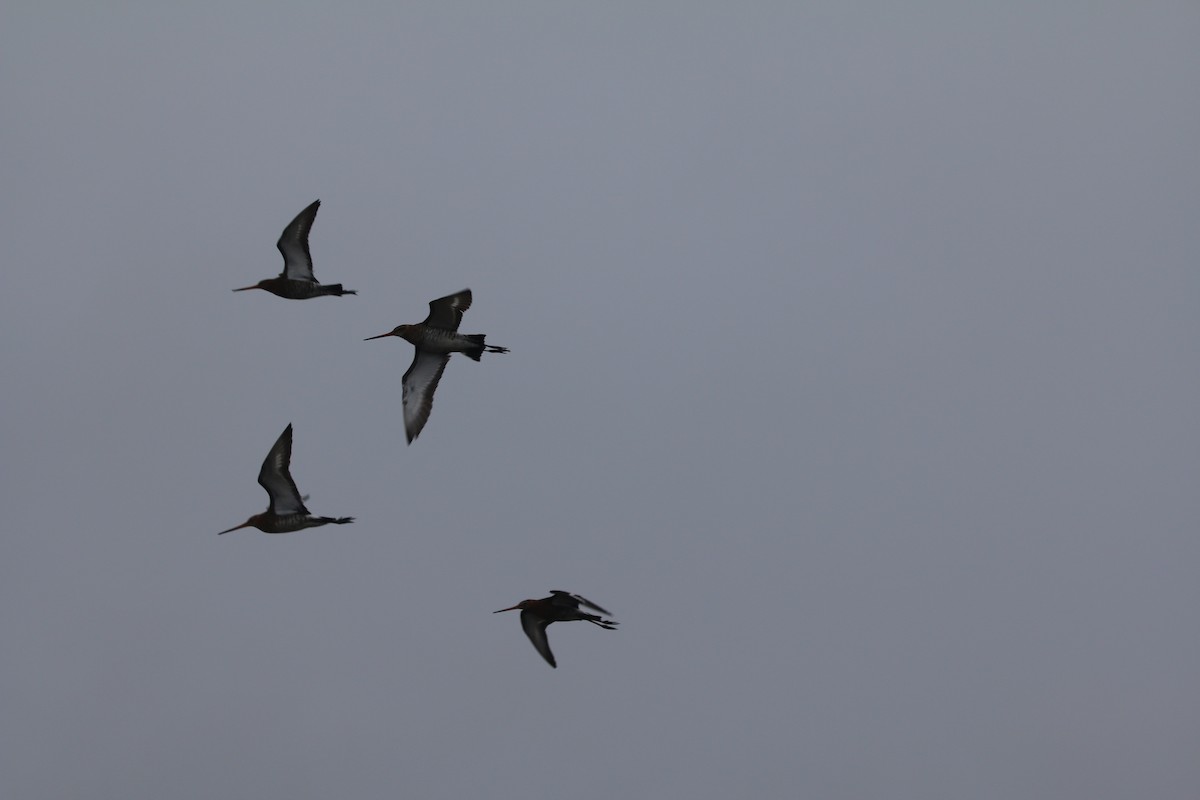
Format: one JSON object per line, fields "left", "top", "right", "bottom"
{"left": 218, "top": 513, "right": 265, "bottom": 535}
{"left": 232, "top": 279, "right": 271, "bottom": 292}
{"left": 364, "top": 324, "right": 417, "bottom": 343}
{"left": 494, "top": 599, "right": 538, "bottom": 614}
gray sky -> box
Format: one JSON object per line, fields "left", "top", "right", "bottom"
{"left": 3, "top": 4, "right": 1198, "bottom": 799}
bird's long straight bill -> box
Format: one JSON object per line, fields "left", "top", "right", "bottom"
{"left": 232, "top": 285, "right": 260, "bottom": 292}
{"left": 217, "top": 521, "right": 252, "bottom": 534}
{"left": 494, "top": 605, "right": 522, "bottom": 613}
{"left": 363, "top": 331, "right": 396, "bottom": 341}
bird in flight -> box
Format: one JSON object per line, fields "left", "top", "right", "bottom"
{"left": 494, "top": 590, "right": 618, "bottom": 668}
{"left": 364, "top": 289, "right": 508, "bottom": 443}
{"left": 219, "top": 423, "right": 354, "bottom": 534}
{"left": 233, "top": 199, "right": 356, "bottom": 298}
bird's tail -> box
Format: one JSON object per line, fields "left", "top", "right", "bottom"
{"left": 324, "top": 284, "right": 357, "bottom": 296}
{"left": 323, "top": 516, "right": 355, "bottom": 525}
{"left": 463, "top": 334, "right": 510, "bottom": 361}
{"left": 584, "top": 614, "right": 619, "bottom": 630}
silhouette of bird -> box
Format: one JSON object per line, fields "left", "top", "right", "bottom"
{"left": 364, "top": 289, "right": 508, "bottom": 443}
{"left": 494, "top": 590, "right": 618, "bottom": 668}
{"left": 233, "top": 200, "right": 356, "bottom": 298}
{"left": 219, "top": 423, "right": 354, "bottom": 534}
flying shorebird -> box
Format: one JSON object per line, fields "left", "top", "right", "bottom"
{"left": 494, "top": 590, "right": 618, "bottom": 668}
{"left": 218, "top": 423, "right": 354, "bottom": 534}
{"left": 233, "top": 199, "right": 356, "bottom": 298}
{"left": 364, "top": 289, "right": 508, "bottom": 443}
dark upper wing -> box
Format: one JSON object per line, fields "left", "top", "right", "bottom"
{"left": 257, "top": 424, "right": 309, "bottom": 515}
{"left": 423, "top": 289, "right": 472, "bottom": 331}
{"left": 550, "top": 590, "right": 611, "bottom": 616}
{"left": 520, "top": 610, "right": 557, "bottom": 668}
{"left": 401, "top": 350, "right": 451, "bottom": 443}
{"left": 276, "top": 200, "right": 320, "bottom": 283}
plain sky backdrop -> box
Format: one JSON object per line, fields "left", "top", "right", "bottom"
{"left": 3, "top": 4, "right": 1198, "bottom": 799}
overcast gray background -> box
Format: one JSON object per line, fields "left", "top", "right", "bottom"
{"left": 3, "top": 4, "right": 1198, "bottom": 799}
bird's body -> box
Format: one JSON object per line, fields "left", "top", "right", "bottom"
{"left": 389, "top": 326, "right": 492, "bottom": 356}
{"left": 494, "top": 590, "right": 618, "bottom": 668}
{"left": 365, "top": 289, "right": 508, "bottom": 443}
{"left": 219, "top": 424, "right": 354, "bottom": 535}
{"left": 242, "top": 277, "right": 354, "bottom": 300}
{"left": 234, "top": 199, "right": 356, "bottom": 298}
{"left": 230, "top": 511, "right": 350, "bottom": 534}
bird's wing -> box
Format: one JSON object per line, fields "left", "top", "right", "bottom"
{"left": 423, "top": 289, "right": 472, "bottom": 331}
{"left": 520, "top": 610, "right": 557, "bottom": 668}
{"left": 275, "top": 200, "right": 320, "bottom": 283}
{"left": 402, "top": 350, "right": 451, "bottom": 443}
{"left": 258, "top": 424, "right": 309, "bottom": 515}
{"left": 551, "top": 590, "right": 612, "bottom": 616}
